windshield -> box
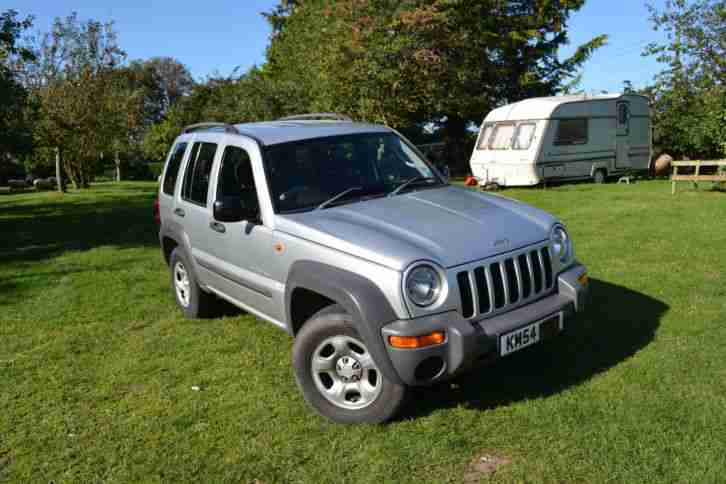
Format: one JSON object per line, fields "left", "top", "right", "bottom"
{"left": 263, "top": 133, "right": 444, "bottom": 213}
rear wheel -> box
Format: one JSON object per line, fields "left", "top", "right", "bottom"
{"left": 292, "top": 305, "right": 408, "bottom": 424}
{"left": 593, "top": 169, "right": 607, "bottom": 184}
{"left": 169, "top": 248, "right": 216, "bottom": 318}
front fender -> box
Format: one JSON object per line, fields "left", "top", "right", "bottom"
{"left": 285, "top": 260, "right": 404, "bottom": 385}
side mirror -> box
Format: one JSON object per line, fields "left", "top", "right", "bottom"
{"left": 213, "top": 196, "right": 259, "bottom": 223}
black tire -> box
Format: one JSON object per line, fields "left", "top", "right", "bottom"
{"left": 292, "top": 305, "right": 408, "bottom": 424}
{"left": 169, "top": 247, "right": 216, "bottom": 318}
{"left": 593, "top": 169, "right": 607, "bottom": 184}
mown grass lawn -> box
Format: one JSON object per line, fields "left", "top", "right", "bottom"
{"left": 1, "top": 180, "right": 725, "bottom": 483}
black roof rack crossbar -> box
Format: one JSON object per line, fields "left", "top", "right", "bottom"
{"left": 182, "top": 122, "right": 239, "bottom": 134}
{"left": 278, "top": 113, "right": 352, "bottom": 122}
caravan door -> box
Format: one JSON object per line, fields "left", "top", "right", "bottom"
{"left": 615, "top": 101, "right": 630, "bottom": 169}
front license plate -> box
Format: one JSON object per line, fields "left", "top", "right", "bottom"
{"left": 499, "top": 313, "right": 562, "bottom": 357}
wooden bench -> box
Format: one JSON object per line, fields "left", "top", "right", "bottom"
{"left": 671, "top": 160, "right": 726, "bottom": 194}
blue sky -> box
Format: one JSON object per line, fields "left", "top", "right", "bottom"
{"left": 8, "top": 0, "right": 667, "bottom": 93}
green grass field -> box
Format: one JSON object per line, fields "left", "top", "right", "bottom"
{"left": 1, "top": 180, "right": 725, "bottom": 482}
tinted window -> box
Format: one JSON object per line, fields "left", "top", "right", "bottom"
{"left": 162, "top": 142, "right": 187, "bottom": 195}
{"left": 555, "top": 119, "right": 588, "bottom": 145}
{"left": 513, "top": 123, "right": 536, "bottom": 150}
{"left": 264, "top": 133, "right": 440, "bottom": 213}
{"left": 217, "top": 146, "right": 259, "bottom": 213}
{"left": 181, "top": 142, "right": 217, "bottom": 206}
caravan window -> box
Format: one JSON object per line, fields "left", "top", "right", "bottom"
{"left": 477, "top": 124, "right": 493, "bottom": 150}
{"left": 513, "top": 123, "right": 536, "bottom": 150}
{"left": 489, "top": 123, "right": 515, "bottom": 150}
{"left": 555, "top": 118, "right": 588, "bottom": 145}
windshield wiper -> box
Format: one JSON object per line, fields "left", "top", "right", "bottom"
{"left": 316, "top": 186, "right": 363, "bottom": 210}
{"left": 389, "top": 176, "right": 438, "bottom": 196}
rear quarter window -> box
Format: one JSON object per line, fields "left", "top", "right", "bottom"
{"left": 162, "top": 142, "right": 188, "bottom": 195}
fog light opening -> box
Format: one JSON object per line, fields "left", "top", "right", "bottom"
{"left": 414, "top": 356, "right": 446, "bottom": 382}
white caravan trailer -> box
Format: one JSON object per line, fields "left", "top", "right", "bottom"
{"left": 469, "top": 93, "right": 651, "bottom": 186}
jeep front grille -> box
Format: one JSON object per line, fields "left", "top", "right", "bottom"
{"left": 456, "top": 243, "right": 554, "bottom": 320}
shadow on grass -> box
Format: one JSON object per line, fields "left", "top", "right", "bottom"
{"left": 0, "top": 188, "right": 158, "bottom": 264}
{"left": 405, "top": 279, "right": 667, "bottom": 417}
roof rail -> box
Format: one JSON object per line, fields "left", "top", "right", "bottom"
{"left": 182, "top": 122, "right": 239, "bottom": 134}
{"left": 278, "top": 113, "right": 353, "bottom": 122}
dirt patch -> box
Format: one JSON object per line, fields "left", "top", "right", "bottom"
{"left": 464, "top": 452, "right": 511, "bottom": 482}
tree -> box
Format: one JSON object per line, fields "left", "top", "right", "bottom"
{"left": 142, "top": 66, "right": 285, "bottom": 162}
{"left": 644, "top": 0, "right": 725, "bottom": 159}
{"left": 264, "top": 0, "right": 607, "bottom": 171}
{"left": 35, "top": 68, "right": 138, "bottom": 187}
{"left": 0, "top": 10, "right": 35, "bottom": 172}
{"left": 27, "top": 13, "right": 143, "bottom": 188}
{"left": 142, "top": 57, "right": 195, "bottom": 116}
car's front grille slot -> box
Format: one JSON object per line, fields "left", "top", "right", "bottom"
{"left": 490, "top": 262, "right": 506, "bottom": 308}
{"left": 455, "top": 242, "right": 554, "bottom": 320}
{"left": 473, "top": 267, "right": 490, "bottom": 313}
{"left": 457, "top": 271, "right": 474, "bottom": 318}
{"left": 541, "top": 247, "right": 553, "bottom": 288}
{"left": 504, "top": 258, "right": 519, "bottom": 304}
{"left": 518, "top": 254, "right": 531, "bottom": 298}
{"left": 531, "top": 250, "right": 543, "bottom": 293}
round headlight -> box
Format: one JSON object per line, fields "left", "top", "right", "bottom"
{"left": 405, "top": 265, "right": 442, "bottom": 307}
{"left": 551, "top": 225, "right": 571, "bottom": 263}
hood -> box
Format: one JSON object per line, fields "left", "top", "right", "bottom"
{"left": 275, "top": 186, "right": 557, "bottom": 270}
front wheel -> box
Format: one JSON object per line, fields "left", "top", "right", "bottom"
{"left": 292, "top": 305, "right": 408, "bottom": 424}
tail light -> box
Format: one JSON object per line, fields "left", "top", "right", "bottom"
{"left": 153, "top": 196, "right": 160, "bottom": 225}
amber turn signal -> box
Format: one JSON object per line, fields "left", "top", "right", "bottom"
{"left": 578, "top": 273, "right": 590, "bottom": 286}
{"left": 388, "top": 331, "right": 446, "bottom": 349}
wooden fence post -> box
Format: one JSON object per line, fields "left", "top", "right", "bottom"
{"left": 672, "top": 164, "right": 678, "bottom": 195}
{"left": 693, "top": 161, "right": 700, "bottom": 190}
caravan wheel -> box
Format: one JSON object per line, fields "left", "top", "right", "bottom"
{"left": 593, "top": 169, "right": 607, "bottom": 184}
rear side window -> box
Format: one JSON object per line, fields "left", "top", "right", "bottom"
{"left": 162, "top": 142, "right": 187, "bottom": 195}
{"left": 513, "top": 123, "right": 536, "bottom": 150}
{"left": 555, "top": 119, "right": 588, "bottom": 145}
{"left": 181, "top": 142, "right": 217, "bottom": 206}
{"left": 477, "top": 124, "right": 493, "bottom": 150}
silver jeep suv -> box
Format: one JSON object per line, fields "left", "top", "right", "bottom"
{"left": 157, "top": 114, "right": 590, "bottom": 424}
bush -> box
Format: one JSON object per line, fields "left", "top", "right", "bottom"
{"left": 149, "top": 162, "right": 164, "bottom": 180}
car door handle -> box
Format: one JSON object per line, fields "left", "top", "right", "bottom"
{"left": 173, "top": 208, "right": 185, "bottom": 217}
{"left": 209, "top": 221, "right": 226, "bottom": 234}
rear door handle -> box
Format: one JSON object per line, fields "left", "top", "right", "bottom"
{"left": 173, "top": 208, "right": 185, "bottom": 217}
{"left": 209, "top": 221, "right": 226, "bottom": 234}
